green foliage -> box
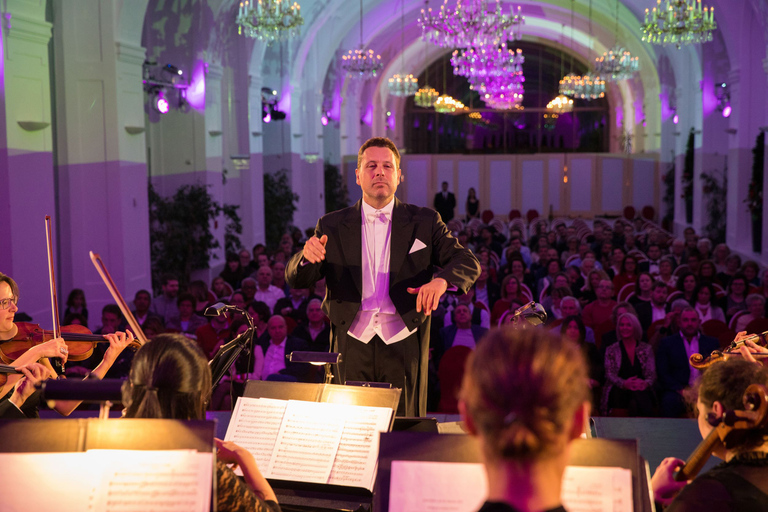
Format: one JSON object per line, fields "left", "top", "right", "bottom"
{"left": 264, "top": 170, "right": 299, "bottom": 249}
{"left": 662, "top": 151, "right": 675, "bottom": 229}
{"left": 149, "top": 183, "right": 241, "bottom": 291}
{"left": 746, "top": 131, "right": 765, "bottom": 218}
{"left": 701, "top": 163, "right": 727, "bottom": 244}
{"left": 324, "top": 163, "right": 349, "bottom": 213}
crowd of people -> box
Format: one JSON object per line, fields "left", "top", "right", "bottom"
{"left": 44, "top": 214, "right": 768, "bottom": 419}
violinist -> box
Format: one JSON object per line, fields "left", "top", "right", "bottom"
{"left": 0, "top": 363, "right": 51, "bottom": 418}
{"left": 0, "top": 272, "right": 135, "bottom": 417}
{"left": 652, "top": 350, "right": 768, "bottom": 511}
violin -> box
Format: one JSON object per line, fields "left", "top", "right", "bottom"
{"left": 690, "top": 330, "right": 768, "bottom": 369}
{"left": 0, "top": 322, "right": 142, "bottom": 364}
{"left": 675, "top": 384, "right": 768, "bottom": 481}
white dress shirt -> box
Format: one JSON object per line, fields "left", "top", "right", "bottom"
{"left": 348, "top": 199, "right": 414, "bottom": 345}
{"left": 680, "top": 331, "right": 701, "bottom": 387}
{"left": 262, "top": 337, "right": 287, "bottom": 379}
{"left": 255, "top": 285, "right": 285, "bottom": 311}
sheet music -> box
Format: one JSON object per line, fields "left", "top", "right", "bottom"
{"left": 327, "top": 404, "right": 392, "bottom": 489}
{"left": 389, "top": 461, "right": 487, "bottom": 512}
{"left": 388, "top": 462, "right": 633, "bottom": 512}
{"left": 224, "top": 397, "right": 288, "bottom": 469}
{"left": 0, "top": 450, "right": 213, "bottom": 512}
{"left": 89, "top": 450, "right": 212, "bottom": 512}
{"left": 562, "top": 466, "right": 633, "bottom": 512}
{"left": 0, "top": 452, "right": 100, "bottom": 511}
{"left": 267, "top": 400, "right": 345, "bottom": 483}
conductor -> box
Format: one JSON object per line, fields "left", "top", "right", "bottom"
{"left": 286, "top": 137, "right": 480, "bottom": 416}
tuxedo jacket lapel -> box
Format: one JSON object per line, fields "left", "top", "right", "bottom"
{"left": 339, "top": 201, "right": 363, "bottom": 296}
{"left": 390, "top": 198, "right": 414, "bottom": 283}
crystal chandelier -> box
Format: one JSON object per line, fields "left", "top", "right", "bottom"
{"left": 342, "top": 47, "right": 384, "bottom": 79}
{"left": 572, "top": 73, "right": 605, "bottom": 99}
{"left": 547, "top": 94, "right": 573, "bottom": 114}
{"left": 418, "top": 0, "right": 524, "bottom": 49}
{"left": 641, "top": 0, "right": 716, "bottom": 48}
{"left": 415, "top": 85, "right": 440, "bottom": 107}
{"left": 594, "top": 45, "right": 639, "bottom": 81}
{"left": 388, "top": 74, "right": 420, "bottom": 96}
{"left": 342, "top": 0, "right": 384, "bottom": 80}
{"left": 388, "top": 0, "right": 419, "bottom": 97}
{"left": 559, "top": 73, "right": 579, "bottom": 96}
{"left": 451, "top": 45, "right": 523, "bottom": 79}
{"left": 434, "top": 94, "right": 467, "bottom": 113}
{"left": 236, "top": 0, "right": 304, "bottom": 41}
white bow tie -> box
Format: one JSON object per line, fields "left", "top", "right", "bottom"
{"left": 366, "top": 210, "right": 391, "bottom": 223}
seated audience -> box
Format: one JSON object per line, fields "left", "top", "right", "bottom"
{"left": 676, "top": 272, "right": 698, "bottom": 304}
{"left": 220, "top": 252, "right": 246, "bottom": 290}
{"left": 612, "top": 255, "right": 639, "bottom": 294}
{"left": 438, "top": 304, "right": 488, "bottom": 363}
{"left": 491, "top": 275, "right": 526, "bottom": 325}
{"left": 723, "top": 273, "right": 749, "bottom": 321}
{"left": 735, "top": 294, "right": 766, "bottom": 332}
{"left": 629, "top": 272, "right": 654, "bottom": 308}
{"left": 601, "top": 302, "right": 639, "bottom": 348}
{"left": 252, "top": 267, "right": 284, "bottom": 311}
{"left": 131, "top": 289, "right": 162, "bottom": 328}
{"left": 260, "top": 315, "right": 310, "bottom": 381}
{"left": 693, "top": 283, "right": 726, "bottom": 324}
{"left": 166, "top": 293, "right": 207, "bottom": 337}
{"left": 63, "top": 288, "right": 88, "bottom": 327}
{"left": 291, "top": 298, "right": 331, "bottom": 352}
{"left": 149, "top": 274, "right": 180, "bottom": 324}
{"left": 195, "top": 309, "right": 231, "bottom": 359}
{"left": 561, "top": 315, "right": 604, "bottom": 410}
{"left": 656, "top": 256, "right": 677, "bottom": 289}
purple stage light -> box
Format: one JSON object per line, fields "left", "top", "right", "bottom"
{"left": 156, "top": 96, "right": 170, "bottom": 114}
{"left": 722, "top": 105, "right": 731, "bottom": 118}
{"left": 673, "top": 114, "right": 679, "bottom": 124}
{"left": 321, "top": 115, "right": 328, "bottom": 126}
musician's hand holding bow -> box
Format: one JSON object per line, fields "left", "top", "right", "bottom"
{"left": 9, "top": 363, "right": 52, "bottom": 409}
{"left": 734, "top": 331, "right": 768, "bottom": 364}
{"left": 90, "top": 330, "right": 136, "bottom": 380}
{"left": 651, "top": 457, "right": 688, "bottom": 506}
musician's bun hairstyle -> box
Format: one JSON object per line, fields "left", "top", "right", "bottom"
{"left": 122, "top": 333, "right": 211, "bottom": 420}
{"left": 460, "top": 327, "right": 589, "bottom": 461}
{"left": 698, "top": 358, "right": 768, "bottom": 451}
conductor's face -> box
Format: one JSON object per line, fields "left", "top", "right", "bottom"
{"left": 356, "top": 146, "right": 401, "bottom": 208}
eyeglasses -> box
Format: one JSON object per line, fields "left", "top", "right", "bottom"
{"left": 0, "top": 297, "right": 18, "bottom": 310}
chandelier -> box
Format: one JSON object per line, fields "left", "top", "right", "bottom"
{"left": 451, "top": 45, "right": 523, "bottom": 79}
{"left": 236, "top": 0, "right": 304, "bottom": 41}
{"left": 572, "top": 73, "right": 605, "bottom": 99}
{"left": 559, "top": 73, "right": 579, "bottom": 97}
{"left": 434, "top": 94, "right": 467, "bottom": 113}
{"left": 547, "top": 94, "right": 573, "bottom": 114}
{"left": 594, "top": 45, "right": 639, "bottom": 81}
{"left": 388, "top": 74, "right": 419, "bottom": 96}
{"left": 343, "top": 0, "right": 384, "bottom": 80}
{"left": 418, "top": 0, "right": 524, "bottom": 48}
{"left": 483, "top": 92, "right": 524, "bottom": 110}
{"left": 415, "top": 85, "right": 440, "bottom": 107}
{"left": 641, "top": 0, "right": 716, "bottom": 48}
{"left": 342, "top": 47, "right": 384, "bottom": 79}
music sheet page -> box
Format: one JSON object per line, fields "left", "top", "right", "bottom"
{"left": 224, "top": 397, "right": 288, "bottom": 469}
{"left": 389, "top": 461, "right": 487, "bottom": 512}
{"left": 0, "top": 452, "right": 100, "bottom": 511}
{"left": 561, "top": 466, "right": 633, "bottom": 512}
{"left": 89, "top": 450, "right": 213, "bottom": 512}
{"left": 267, "top": 400, "right": 345, "bottom": 483}
{"left": 327, "top": 404, "right": 392, "bottom": 489}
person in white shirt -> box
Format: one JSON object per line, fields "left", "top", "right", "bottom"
{"left": 252, "top": 268, "right": 284, "bottom": 311}
{"left": 286, "top": 137, "right": 480, "bottom": 416}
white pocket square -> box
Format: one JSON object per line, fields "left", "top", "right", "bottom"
{"left": 409, "top": 239, "right": 427, "bottom": 254}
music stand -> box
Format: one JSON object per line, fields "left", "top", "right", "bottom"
{"left": 206, "top": 303, "right": 256, "bottom": 389}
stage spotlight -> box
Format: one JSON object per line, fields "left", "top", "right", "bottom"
{"left": 673, "top": 114, "right": 679, "bottom": 124}
{"left": 164, "top": 64, "right": 183, "bottom": 76}
{"left": 321, "top": 115, "right": 328, "bottom": 126}
{"left": 263, "top": 110, "right": 272, "bottom": 123}
{"left": 154, "top": 93, "right": 170, "bottom": 114}
{"left": 722, "top": 104, "right": 732, "bottom": 118}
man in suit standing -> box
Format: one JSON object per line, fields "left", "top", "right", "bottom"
{"left": 656, "top": 307, "right": 720, "bottom": 417}
{"left": 433, "top": 181, "right": 456, "bottom": 222}
{"left": 286, "top": 137, "right": 480, "bottom": 416}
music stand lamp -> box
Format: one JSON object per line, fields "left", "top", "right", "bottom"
{"left": 287, "top": 351, "right": 342, "bottom": 384}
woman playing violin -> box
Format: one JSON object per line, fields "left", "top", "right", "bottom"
{"left": 0, "top": 272, "right": 134, "bottom": 417}
{"left": 652, "top": 346, "right": 768, "bottom": 511}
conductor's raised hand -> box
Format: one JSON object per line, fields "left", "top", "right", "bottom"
{"left": 302, "top": 235, "right": 328, "bottom": 264}
{"left": 407, "top": 278, "right": 448, "bottom": 315}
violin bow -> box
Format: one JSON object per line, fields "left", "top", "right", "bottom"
{"left": 44, "top": 216, "right": 63, "bottom": 374}
{"left": 89, "top": 252, "right": 149, "bottom": 346}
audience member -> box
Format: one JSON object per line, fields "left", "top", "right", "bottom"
{"left": 734, "top": 294, "right": 766, "bottom": 332}
{"left": 711, "top": 243, "right": 730, "bottom": 273}
{"left": 240, "top": 277, "right": 258, "bottom": 304}
{"left": 657, "top": 256, "right": 677, "bottom": 288}
{"left": 697, "top": 260, "right": 719, "bottom": 286}
{"left": 474, "top": 264, "right": 499, "bottom": 311}
{"left": 195, "top": 308, "right": 231, "bottom": 359}
{"left": 291, "top": 298, "right": 330, "bottom": 352}
{"left": 63, "top": 288, "right": 88, "bottom": 326}
{"left": 723, "top": 273, "right": 748, "bottom": 321}
{"left": 612, "top": 254, "right": 639, "bottom": 293}
{"left": 692, "top": 283, "right": 726, "bottom": 323}
{"left": 465, "top": 187, "right": 479, "bottom": 220}
{"left": 630, "top": 272, "right": 654, "bottom": 307}
{"left": 131, "top": 289, "right": 161, "bottom": 328}
{"left": 149, "top": 274, "right": 180, "bottom": 324}
{"left": 166, "top": 293, "right": 207, "bottom": 337}
{"left": 656, "top": 307, "right": 719, "bottom": 417}
{"left": 252, "top": 267, "right": 284, "bottom": 311}
{"left": 717, "top": 253, "right": 742, "bottom": 288}
{"left": 582, "top": 279, "right": 617, "bottom": 347}
{"left": 271, "top": 261, "right": 290, "bottom": 296}
{"left": 220, "top": 252, "right": 246, "bottom": 290}
{"left": 260, "top": 316, "right": 310, "bottom": 382}
{"left": 561, "top": 315, "right": 603, "bottom": 410}
{"left": 211, "top": 276, "right": 232, "bottom": 300}
{"left": 601, "top": 302, "right": 639, "bottom": 348}
{"left": 601, "top": 313, "right": 656, "bottom": 416}
{"left": 560, "top": 296, "right": 596, "bottom": 344}
{"left": 273, "top": 288, "right": 310, "bottom": 323}
{"left": 438, "top": 304, "right": 487, "bottom": 362}
{"left": 188, "top": 280, "right": 212, "bottom": 317}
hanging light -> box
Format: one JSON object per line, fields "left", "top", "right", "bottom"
{"left": 641, "top": 0, "right": 716, "bottom": 48}
{"left": 572, "top": 0, "right": 607, "bottom": 100}
{"left": 451, "top": 45, "right": 523, "bottom": 79}
{"left": 418, "top": 0, "right": 524, "bottom": 49}
{"left": 388, "top": 0, "right": 419, "bottom": 97}
{"left": 594, "top": 0, "right": 640, "bottom": 81}
{"left": 236, "top": 0, "right": 304, "bottom": 41}
{"left": 342, "top": 0, "right": 384, "bottom": 80}
{"left": 547, "top": 94, "right": 574, "bottom": 114}
{"left": 415, "top": 85, "right": 440, "bottom": 107}
{"left": 434, "top": 94, "right": 467, "bottom": 113}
